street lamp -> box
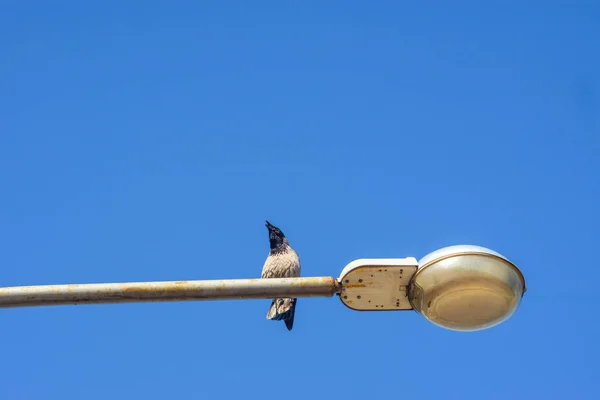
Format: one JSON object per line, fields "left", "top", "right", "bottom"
{"left": 339, "top": 245, "right": 526, "bottom": 331}
{"left": 0, "top": 244, "right": 526, "bottom": 331}
{"left": 411, "top": 245, "right": 526, "bottom": 331}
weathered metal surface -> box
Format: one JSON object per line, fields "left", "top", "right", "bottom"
{"left": 0, "top": 276, "right": 341, "bottom": 308}
{"left": 338, "top": 258, "right": 419, "bottom": 311}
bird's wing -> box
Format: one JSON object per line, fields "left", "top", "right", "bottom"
{"left": 261, "top": 255, "right": 276, "bottom": 278}
{"left": 266, "top": 298, "right": 296, "bottom": 321}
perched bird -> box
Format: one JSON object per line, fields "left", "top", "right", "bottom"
{"left": 261, "top": 220, "right": 301, "bottom": 331}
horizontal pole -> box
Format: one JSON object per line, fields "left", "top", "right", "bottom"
{"left": 0, "top": 277, "right": 342, "bottom": 309}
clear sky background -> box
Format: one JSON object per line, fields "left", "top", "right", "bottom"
{"left": 1, "top": 1, "right": 598, "bottom": 399}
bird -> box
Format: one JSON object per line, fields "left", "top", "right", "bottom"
{"left": 261, "top": 220, "right": 301, "bottom": 331}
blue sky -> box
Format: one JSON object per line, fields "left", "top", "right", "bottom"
{"left": 1, "top": 1, "right": 598, "bottom": 399}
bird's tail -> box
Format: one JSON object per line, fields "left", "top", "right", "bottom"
{"left": 266, "top": 298, "right": 297, "bottom": 331}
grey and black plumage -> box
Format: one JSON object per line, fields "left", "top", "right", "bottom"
{"left": 261, "top": 220, "right": 301, "bottom": 331}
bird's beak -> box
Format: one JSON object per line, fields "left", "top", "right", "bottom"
{"left": 265, "top": 220, "right": 273, "bottom": 229}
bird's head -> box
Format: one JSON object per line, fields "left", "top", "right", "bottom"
{"left": 265, "top": 220, "right": 287, "bottom": 250}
